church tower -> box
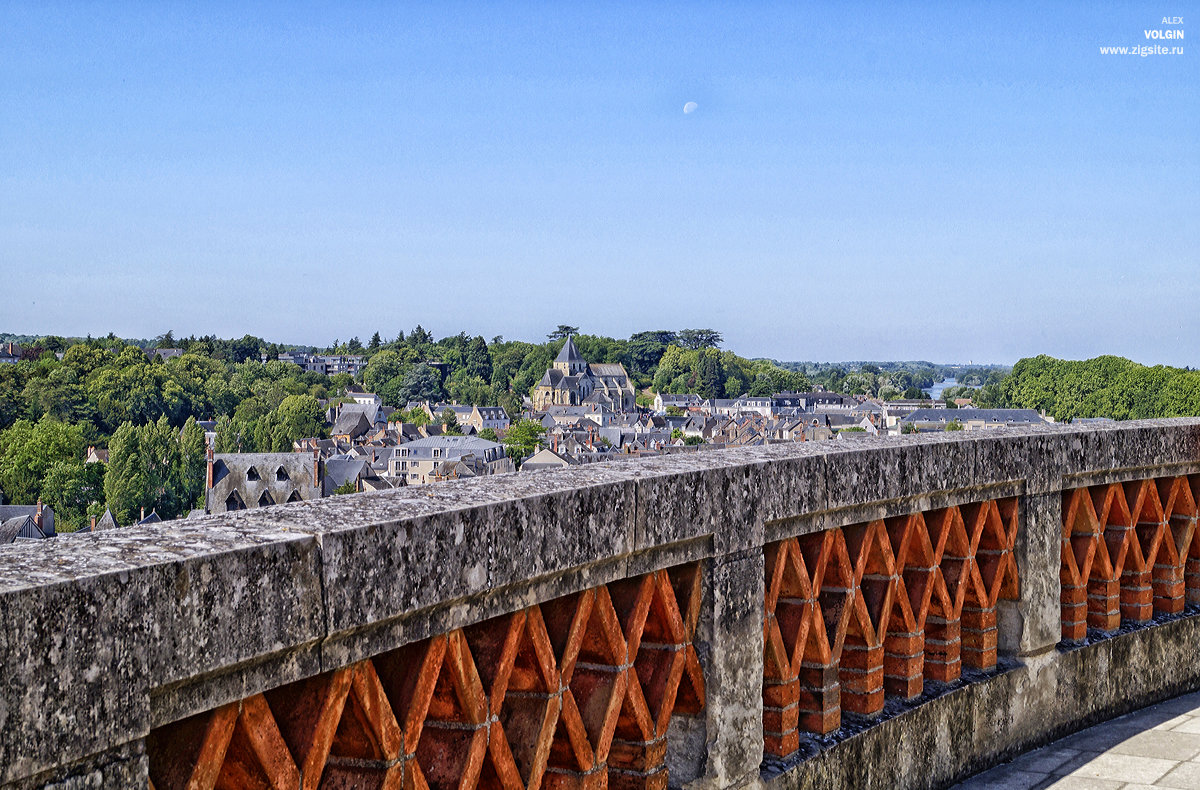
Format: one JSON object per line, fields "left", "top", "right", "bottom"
{"left": 553, "top": 336, "right": 587, "bottom": 377}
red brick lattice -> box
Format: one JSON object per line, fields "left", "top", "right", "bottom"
{"left": 762, "top": 499, "right": 1019, "bottom": 757}
{"left": 1060, "top": 477, "right": 1200, "bottom": 642}
{"left": 147, "top": 564, "right": 705, "bottom": 790}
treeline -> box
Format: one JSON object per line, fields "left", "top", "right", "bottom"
{"left": 994, "top": 355, "right": 1200, "bottom": 422}
{"left": 0, "top": 325, "right": 804, "bottom": 527}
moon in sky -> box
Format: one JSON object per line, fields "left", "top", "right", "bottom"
{"left": 683, "top": 101, "right": 698, "bottom": 114}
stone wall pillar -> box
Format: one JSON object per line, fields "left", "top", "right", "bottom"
{"left": 672, "top": 548, "right": 765, "bottom": 790}
{"left": 1000, "top": 492, "right": 1063, "bottom": 656}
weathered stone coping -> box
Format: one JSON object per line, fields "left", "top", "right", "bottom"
{"left": 3, "top": 418, "right": 1200, "bottom": 787}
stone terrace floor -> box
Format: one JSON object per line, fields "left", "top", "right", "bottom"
{"left": 952, "top": 690, "right": 1200, "bottom": 789}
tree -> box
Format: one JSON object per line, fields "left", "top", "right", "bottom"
{"left": 332, "top": 480, "right": 358, "bottom": 495}
{"left": 440, "top": 408, "right": 463, "bottom": 436}
{"left": 464, "top": 336, "right": 492, "bottom": 381}
{"left": 676, "top": 329, "right": 723, "bottom": 350}
{"left": 347, "top": 337, "right": 363, "bottom": 353}
{"left": 503, "top": 419, "right": 546, "bottom": 466}
{"left": 547, "top": 325, "right": 579, "bottom": 342}
{"left": 0, "top": 416, "right": 88, "bottom": 505}
{"left": 255, "top": 394, "right": 325, "bottom": 452}
{"left": 945, "top": 420, "right": 964, "bottom": 432}
{"left": 368, "top": 332, "right": 382, "bottom": 350}
{"left": 41, "top": 459, "right": 106, "bottom": 531}
{"left": 397, "top": 363, "right": 445, "bottom": 403}
{"left": 479, "top": 427, "right": 499, "bottom": 442}
{"left": 179, "top": 417, "right": 207, "bottom": 509}
{"left": 104, "top": 422, "right": 150, "bottom": 525}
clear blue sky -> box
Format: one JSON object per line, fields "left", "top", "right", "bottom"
{"left": 2, "top": 2, "right": 1196, "bottom": 364}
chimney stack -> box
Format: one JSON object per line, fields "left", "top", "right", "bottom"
{"left": 206, "top": 442, "right": 215, "bottom": 490}
{"left": 90, "top": 514, "right": 96, "bottom": 531}
{"left": 313, "top": 448, "right": 321, "bottom": 489}
{"left": 35, "top": 498, "right": 43, "bottom": 528}
{"left": 140, "top": 507, "right": 145, "bottom": 521}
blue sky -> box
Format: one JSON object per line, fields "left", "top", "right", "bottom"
{"left": 2, "top": 2, "right": 1196, "bottom": 364}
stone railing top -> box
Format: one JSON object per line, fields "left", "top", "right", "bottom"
{"left": 3, "top": 419, "right": 1199, "bottom": 595}
{"left": 3, "top": 419, "right": 1200, "bottom": 785}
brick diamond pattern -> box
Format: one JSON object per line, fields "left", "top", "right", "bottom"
{"left": 147, "top": 564, "right": 704, "bottom": 790}
{"left": 1060, "top": 476, "right": 1200, "bottom": 642}
{"left": 762, "top": 498, "right": 1019, "bottom": 757}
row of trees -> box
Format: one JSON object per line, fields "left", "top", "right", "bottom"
{"left": 0, "top": 414, "right": 206, "bottom": 529}
{"left": 993, "top": 355, "right": 1200, "bottom": 422}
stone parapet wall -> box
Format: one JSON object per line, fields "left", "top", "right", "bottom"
{"left": 2, "top": 419, "right": 1200, "bottom": 788}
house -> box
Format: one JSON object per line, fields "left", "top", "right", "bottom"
{"left": 268, "top": 352, "right": 367, "bottom": 377}
{"left": 899, "top": 408, "right": 1045, "bottom": 433}
{"left": 205, "top": 449, "right": 324, "bottom": 513}
{"left": 772, "top": 391, "right": 855, "bottom": 412}
{"left": 654, "top": 393, "right": 705, "bottom": 413}
{"left": 521, "top": 448, "right": 581, "bottom": 472}
{"left": 85, "top": 446, "right": 110, "bottom": 464}
{"left": 464, "top": 406, "right": 510, "bottom": 433}
{"left": 532, "top": 337, "right": 637, "bottom": 412}
{"left": 330, "top": 410, "right": 373, "bottom": 443}
{"left": 147, "top": 348, "right": 184, "bottom": 361}
{"left": 323, "top": 456, "right": 381, "bottom": 495}
{"left": 0, "top": 502, "right": 55, "bottom": 542}
{"left": 388, "top": 436, "right": 513, "bottom": 485}
{"left": 0, "top": 343, "right": 20, "bottom": 364}
{"left": 733, "top": 396, "right": 773, "bottom": 417}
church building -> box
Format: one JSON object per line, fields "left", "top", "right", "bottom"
{"left": 532, "top": 337, "right": 637, "bottom": 412}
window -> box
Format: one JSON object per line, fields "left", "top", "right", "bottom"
{"left": 276, "top": 467, "right": 289, "bottom": 482}
{"left": 246, "top": 467, "right": 260, "bottom": 482}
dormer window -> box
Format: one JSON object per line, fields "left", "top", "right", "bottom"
{"left": 276, "top": 467, "right": 290, "bottom": 482}
{"left": 246, "top": 467, "right": 260, "bottom": 482}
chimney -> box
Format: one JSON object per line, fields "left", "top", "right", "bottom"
{"left": 90, "top": 514, "right": 96, "bottom": 531}
{"left": 35, "top": 498, "right": 43, "bottom": 528}
{"left": 140, "top": 507, "right": 145, "bottom": 521}
{"left": 206, "top": 442, "right": 215, "bottom": 489}
{"left": 313, "top": 448, "right": 321, "bottom": 488}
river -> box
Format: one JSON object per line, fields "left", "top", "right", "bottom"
{"left": 923, "top": 378, "right": 956, "bottom": 400}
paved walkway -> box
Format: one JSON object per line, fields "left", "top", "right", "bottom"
{"left": 952, "top": 690, "right": 1200, "bottom": 789}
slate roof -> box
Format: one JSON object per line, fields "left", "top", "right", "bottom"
{"left": 555, "top": 336, "right": 584, "bottom": 364}
{"left": 324, "top": 457, "right": 370, "bottom": 492}
{"left": 0, "top": 505, "right": 54, "bottom": 537}
{"left": 0, "top": 516, "right": 37, "bottom": 543}
{"left": 521, "top": 448, "right": 580, "bottom": 472}
{"left": 96, "top": 509, "right": 119, "bottom": 530}
{"left": 902, "top": 408, "right": 1044, "bottom": 424}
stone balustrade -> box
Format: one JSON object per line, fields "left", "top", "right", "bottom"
{"left": 4, "top": 419, "right": 1200, "bottom": 789}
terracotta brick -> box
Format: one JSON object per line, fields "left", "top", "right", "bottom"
{"left": 884, "top": 672, "right": 923, "bottom": 700}
{"left": 1061, "top": 619, "right": 1087, "bottom": 642}
{"left": 798, "top": 705, "right": 841, "bottom": 736}
{"left": 608, "top": 765, "right": 668, "bottom": 790}
{"left": 764, "top": 730, "right": 800, "bottom": 758}
{"left": 543, "top": 766, "right": 609, "bottom": 790}
{"left": 762, "top": 676, "right": 800, "bottom": 709}
{"left": 607, "top": 736, "right": 666, "bottom": 772}
{"left": 762, "top": 703, "right": 799, "bottom": 735}
{"left": 924, "top": 656, "right": 961, "bottom": 684}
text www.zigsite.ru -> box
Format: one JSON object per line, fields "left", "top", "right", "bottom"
{"left": 1100, "top": 44, "right": 1184, "bottom": 56}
